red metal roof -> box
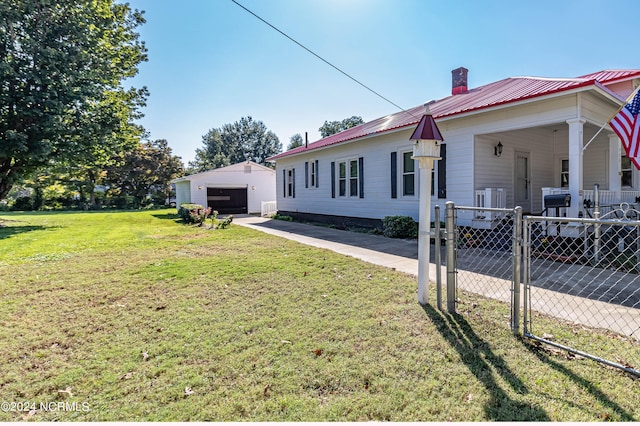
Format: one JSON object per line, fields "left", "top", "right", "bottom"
{"left": 576, "top": 69, "right": 640, "bottom": 83}
{"left": 269, "top": 69, "right": 640, "bottom": 161}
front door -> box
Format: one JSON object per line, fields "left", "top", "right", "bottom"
{"left": 515, "top": 151, "right": 531, "bottom": 213}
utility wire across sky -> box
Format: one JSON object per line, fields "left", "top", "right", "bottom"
{"left": 231, "top": 0, "right": 418, "bottom": 118}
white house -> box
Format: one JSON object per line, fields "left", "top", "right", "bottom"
{"left": 171, "top": 161, "right": 276, "bottom": 215}
{"left": 267, "top": 68, "right": 640, "bottom": 228}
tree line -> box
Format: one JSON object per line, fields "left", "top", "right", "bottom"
{"left": 188, "top": 116, "right": 364, "bottom": 174}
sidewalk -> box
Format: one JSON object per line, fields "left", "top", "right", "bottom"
{"left": 234, "top": 215, "right": 420, "bottom": 276}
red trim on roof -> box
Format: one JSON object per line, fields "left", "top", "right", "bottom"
{"left": 268, "top": 69, "right": 640, "bottom": 161}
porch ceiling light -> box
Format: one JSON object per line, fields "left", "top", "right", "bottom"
{"left": 494, "top": 141, "right": 503, "bottom": 157}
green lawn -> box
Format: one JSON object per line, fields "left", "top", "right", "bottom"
{"left": 0, "top": 209, "right": 638, "bottom": 421}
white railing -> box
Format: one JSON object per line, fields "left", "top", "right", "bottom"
{"left": 581, "top": 189, "right": 640, "bottom": 205}
{"left": 474, "top": 188, "right": 505, "bottom": 220}
{"left": 261, "top": 200, "right": 277, "bottom": 217}
{"left": 542, "top": 187, "right": 640, "bottom": 217}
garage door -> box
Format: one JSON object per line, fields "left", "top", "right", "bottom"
{"left": 207, "top": 187, "right": 247, "bottom": 214}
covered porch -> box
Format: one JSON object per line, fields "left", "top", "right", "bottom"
{"left": 472, "top": 116, "right": 637, "bottom": 220}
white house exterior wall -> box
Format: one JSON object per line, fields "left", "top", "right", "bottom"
{"left": 174, "top": 181, "right": 191, "bottom": 208}
{"left": 276, "top": 129, "right": 434, "bottom": 221}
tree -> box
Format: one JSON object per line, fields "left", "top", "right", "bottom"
{"left": 189, "top": 116, "right": 281, "bottom": 172}
{"left": 287, "top": 133, "right": 304, "bottom": 151}
{"left": 318, "top": 116, "right": 364, "bottom": 138}
{"left": 188, "top": 128, "right": 229, "bottom": 173}
{"left": 106, "top": 139, "right": 183, "bottom": 208}
{"left": 0, "top": 0, "right": 148, "bottom": 200}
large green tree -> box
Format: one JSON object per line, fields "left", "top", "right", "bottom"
{"left": 318, "top": 116, "right": 364, "bottom": 138}
{"left": 189, "top": 116, "right": 281, "bottom": 172}
{"left": 106, "top": 139, "right": 183, "bottom": 208}
{"left": 188, "top": 128, "right": 229, "bottom": 173}
{"left": 0, "top": 0, "right": 148, "bottom": 200}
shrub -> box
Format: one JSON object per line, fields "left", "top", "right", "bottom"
{"left": 271, "top": 214, "right": 293, "bottom": 221}
{"left": 382, "top": 215, "right": 417, "bottom": 239}
{"left": 13, "top": 196, "right": 35, "bottom": 211}
{"left": 217, "top": 215, "right": 233, "bottom": 229}
{"left": 178, "top": 203, "right": 210, "bottom": 225}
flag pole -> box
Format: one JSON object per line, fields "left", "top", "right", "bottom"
{"left": 583, "top": 85, "right": 640, "bottom": 151}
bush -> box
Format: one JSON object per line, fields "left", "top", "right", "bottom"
{"left": 178, "top": 203, "right": 210, "bottom": 225}
{"left": 382, "top": 215, "right": 417, "bottom": 239}
{"left": 217, "top": 215, "right": 233, "bottom": 229}
{"left": 13, "top": 196, "right": 35, "bottom": 211}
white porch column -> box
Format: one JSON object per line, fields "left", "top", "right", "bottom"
{"left": 609, "top": 133, "right": 621, "bottom": 194}
{"left": 567, "top": 118, "right": 586, "bottom": 217}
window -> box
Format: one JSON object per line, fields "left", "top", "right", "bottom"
{"left": 284, "top": 168, "right": 295, "bottom": 197}
{"left": 310, "top": 160, "right": 316, "bottom": 187}
{"left": 305, "top": 161, "right": 317, "bottom": 189}
{"left": 337, "top": 159, "right": 361, "bottom": 197}
{"left": 402, "top": 151, "right": 415, "bottom": 196}
{"left": 561, "top": 159, "right": 569, "bottom": 187}
{"left": 622, "top": 155, "right": 632, "bottom": 187}
{"left": 339, "top": 162, "right": 346, "bottom": 196}
{"left": 349, "top": 160, "right": 358, "bottom": 196}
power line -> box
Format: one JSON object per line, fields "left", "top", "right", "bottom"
{"left": 231, "top": 0, "right": 413, "bottom": 116}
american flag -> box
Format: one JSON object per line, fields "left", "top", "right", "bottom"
{"left": 610, "top": 88, "right": 640, "bottom": 169}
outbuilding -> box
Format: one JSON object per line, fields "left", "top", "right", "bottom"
{"left": 171, "top": 161, "right": 276, "bottom": 215}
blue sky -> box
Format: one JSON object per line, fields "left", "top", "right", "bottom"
{"left": 125, "top": 0, "right": 638, "bottom": 165}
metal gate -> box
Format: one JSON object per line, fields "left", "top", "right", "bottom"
{"left": 440, "top": 202, "right": 522, "bottom": 334}
{"left": 440, "top": 201, "right": 640, "bottom": 376}
{"left": 522, "top": 207, "right": 640, "bottom": 376}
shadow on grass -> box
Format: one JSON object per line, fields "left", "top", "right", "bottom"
{"left": 422, "top": 304, "right": 549, "bottom": 421}
{"left": 0, "top": 224, "right": 46, "bottom": 240}
{"left": 521, "top": 339, "right": 636, "bottom": 421}
{"left": 151, "top": 212, "right": 181, "bottom": 222}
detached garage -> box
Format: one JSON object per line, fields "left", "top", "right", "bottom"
{"left": 172, "top": 161, "right": 276, "bottom": 215}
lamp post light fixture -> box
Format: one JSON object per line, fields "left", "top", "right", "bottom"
{"left": 410, "top": 104, "right": 444, "bottom": 305}
{"left": 494, "top": 141, "right": 503, "bottom": 157}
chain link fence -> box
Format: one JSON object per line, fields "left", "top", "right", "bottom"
{"left": 441, "top": 204, "right": 521, "bottom": 333}
{"left": 438, "top": 202, "right": 640, "bottom": 376}
{"left": 523, "top": 209, "right": 640, "bottom": 376}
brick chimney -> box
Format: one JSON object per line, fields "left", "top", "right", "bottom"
{"left": 451, "top": 67, "right": 468, "bottom": 95}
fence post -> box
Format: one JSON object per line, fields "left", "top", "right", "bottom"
{"left": 434, "top": 205, "right": 442, "bottom": 311}
{"left": 522, "top": 216, "right": 530, "bottom": 336}
{"left": 511, "top": 206, "right": 522, "bottom": 335}
{"left": 445, "top": 201, "right": 456, "bottom": 313}
{"left": 593, "top": 183, "right": 601, "bottom": 265}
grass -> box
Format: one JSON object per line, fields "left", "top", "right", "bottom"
{"left": 0, "top": 209, "right": 638, "bottom": 421}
